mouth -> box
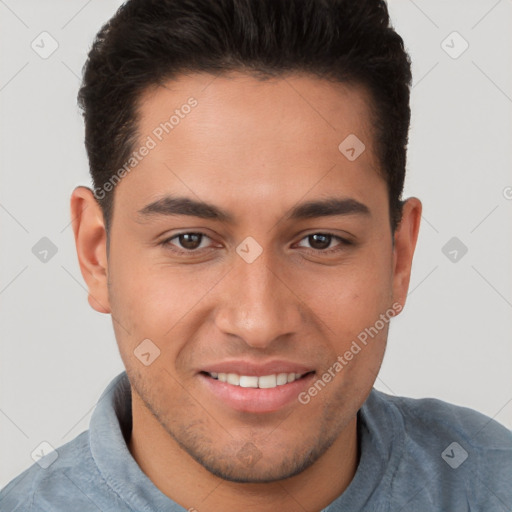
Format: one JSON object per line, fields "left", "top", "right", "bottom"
{"left": 200, "top": 370, "right": 314, "bottom": 388}
{"left": 198, "top": 369, "right": 316, "bottom": 413}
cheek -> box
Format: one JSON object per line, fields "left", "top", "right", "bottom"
{"left": 290, "top": 250, "right": 394, "bottom": 389}
{"left": 298, "top": 257, "right": 393, "bottom": 337}
{"left": 106, "top": 243, "right": 176, "bottom": 353}
{"left": 107, "top": 245, "right": 224, "bottom": 345}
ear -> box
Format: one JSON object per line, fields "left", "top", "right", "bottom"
{"left": 70, "top": 186, "right": 111, "bottom": 314}
{"left": 391, "top": 197, "right": 422, "bottom": 309}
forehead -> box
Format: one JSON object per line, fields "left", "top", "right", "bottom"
{"left": 114, "top": 72, "right": 385, "bottom": 222}
{"left": 138, "top": 71, "right": 376, "bottom": 153}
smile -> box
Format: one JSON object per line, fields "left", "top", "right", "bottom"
{"left": 199, "top": 369, "right": 316, "bottom": 413}
{"left": 204, "top": 371, "right": 309, "bottom": 388}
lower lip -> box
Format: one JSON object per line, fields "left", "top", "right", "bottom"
{"left": 198, "top": 372, "right": 316, "bottom": 413}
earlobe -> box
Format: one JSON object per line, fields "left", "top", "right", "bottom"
{"left": 392, "top": 197, "right": 422, "bottom": 309}
{"left": 70, "top": 186, "right": 111, "bottom": 314}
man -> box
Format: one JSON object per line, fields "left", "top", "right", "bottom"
{"left": 1, "top": 0, "right": 511, "bottom": 511}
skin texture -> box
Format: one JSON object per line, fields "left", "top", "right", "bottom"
{"left": 71, "top": 72, "right": 422, "bottom": 512}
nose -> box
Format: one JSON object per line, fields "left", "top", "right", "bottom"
{"left": 214, "top": 247, "right": 303, "bottom": 349}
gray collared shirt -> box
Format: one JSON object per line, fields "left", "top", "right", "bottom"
{"left": 1, "top": 372, "right": 511, "bottom": 511}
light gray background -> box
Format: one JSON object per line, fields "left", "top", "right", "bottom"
{"left": 1, "top": 0, "right": 511, "bottom": 488}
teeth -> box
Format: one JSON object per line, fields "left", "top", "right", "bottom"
{"left": 276, "top": 373, "right": 288, "bottom": 385}
{"left": 227, "top": 373, "right": 240, "bottom": 385}
{"left": 258, "top": 374, "right": 277, "bottom": 388}
{"left": 209, "top": 371, "right": 306, "bottom": 388}
{"left": 239, "top": 376, "right": 258, "bottom": 388}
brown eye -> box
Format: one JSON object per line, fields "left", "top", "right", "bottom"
{"left": 297, "top": 233, "right": 345, "bottom": 252}
{"left": 161, "top": 232, "right": 211, "bottom": 252}
{"left": 307, "top": 234, "right": 333, "bottom": 250}
{"left": 177, "top": 233, "right": 203, "bottom": 250}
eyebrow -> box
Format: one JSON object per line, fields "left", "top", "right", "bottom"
{"left": 137, "top": 195, "right": 370, "bottom": 223}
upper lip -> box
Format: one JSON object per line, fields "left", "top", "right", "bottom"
{"left": 200, "top": 360, "right": 315, "bottom": 377}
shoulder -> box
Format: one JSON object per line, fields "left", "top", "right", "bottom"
{"left": 0, "top": 431, "right": 119, "bottom": 511}
{"left": 368, "top": 390, "right": 512, "bottom": 510}
{"left": 378, "top": 390, "right": 512, "bottom": 450}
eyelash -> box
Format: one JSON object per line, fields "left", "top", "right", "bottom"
{"left": 159, "top": 232, "right": 352, "bottom": 256}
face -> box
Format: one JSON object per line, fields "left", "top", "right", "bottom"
{"left": 72, "top": 72, "right": 421, "bottom": 483}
